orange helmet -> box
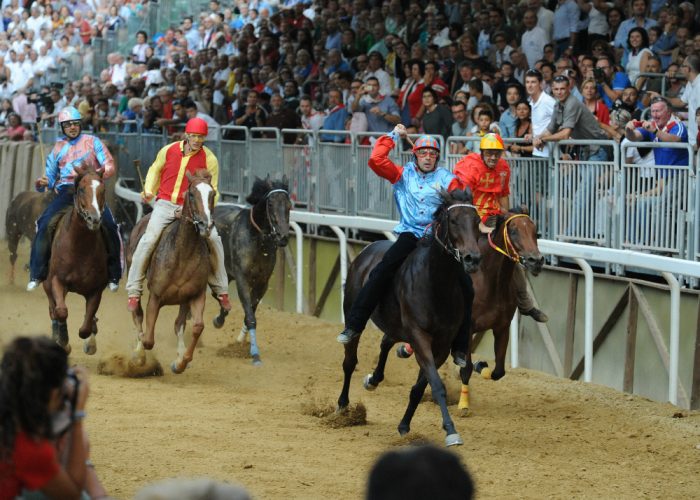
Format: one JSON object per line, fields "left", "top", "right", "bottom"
{"left": 480, "top": 133, "right": 505, "bottom": 151}
{"left": 185, "top": 117, "right": 208, "bottom": 136}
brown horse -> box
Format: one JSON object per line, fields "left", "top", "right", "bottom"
{"left": 5, "top": 190, "right": 55, "bottom": 284}
{"left": 212, "top": 175, "right": 292, "bottom": 365}
{"left": 456, "top": 208, "right": 544, "bottom": 412}
{"left": 44, "top": 164, "right": 109, "bottom": 355}
{"left": 337, "top": 189, "right": 481, "bottom": 447}
{"left": 126, "top": 170, "right": 215, "bottom": 374}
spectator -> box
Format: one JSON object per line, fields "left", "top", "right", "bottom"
{"left": 625, "top": 96, "right": 688, "bottom": 164}
{"left": 132, "top": 30, "right": 149, "bottom": 65}
{"left": 450, "top": 100, "right": 470, "bottom": 154}
{"left": 594, "top": 54, "right": 631, "bottom": 109}
{"left": 552, "top": 0, "right": 580, "bottom": 59}
{"left": 319, "top": 88, "right": 349, "bottom": 143}
{"left": 0, "top": 336, "right": 109, "bottom": 500}
{"left": 492, "top": 63, "right": 524, "bottom": 111}
{"left": 265, "top": 92, "right": 301, "bottom": 144}
{"left": 364, "top": 51, "right": 392, "bottom": 97}
{"left": 351, "top": 76, "right": 400, "bottom": 133}
{"left": 618, "top": 86, "right": 644, "bottom": 120}
{"left": 527, "top": 0, "right": 554, "bottom": 41}
{"left": 614, "top": 0, "right": 657, "bottom": 57}
{"left": 233, "top": 89, "right": 266, "bottom": 129}
{"left": 0, "top": 97, "right": 13, "bottom": 124}
{"left": 397, "top": 59, "right": 424, "bottom": 127}
{"left": 468, "top": 107, "right": 498, "bottom": 153}
{"left": 509, "top": 100, "right": 535, "bottom": 157}
{"left": 499, "top": 83, "right": 524, "bottom": 138}
{"left": 636, "top": 55, "right": 663, "bottom": 107}
{"left": 489, "top": 31, "right": 513, "bottom": 68}
{"left": 0, "top": 111, "right": 27, "bottom": 140}
{"left": 366, "top": 444, "right": 474, "bottom": 500}
{"left": 298, "top": 94, "right": 325, "bottom": 144}
{"left": 142, "top": 95, "right": 165, "bottom": 133}
{"left": 420, "top": 86, "right": 452, "bottom": 141}
{"left": 524, "top": 68, "right": 556, "bottom": 160}
{"left": 456, "top": 34, "right": 488, "bottom": 74}
{"left": 520, "top": 9, "right": 548, "bottom": 69}
{"left": 625, "top": 27, "right": 653, "bottom": 86}
{"left": 580, "top": 0, "right": 612, "bottom": 50}
{"left": 581, "top": 78, "right": 610, "bottom": 125}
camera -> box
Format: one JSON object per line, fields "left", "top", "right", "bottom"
{"left": 51, "top": 368, "right": 80, "bottom": 436}
{"left": 593, "top": 67, "right": 606, "bottom": 83}
{"left": 28, "top": 91, "right": 55, "bottom": 114}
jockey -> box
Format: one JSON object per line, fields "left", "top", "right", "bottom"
{"left": 453, "top": 133, "right": 548, "bottom": 323}
{"left": 125, "top": 117, "right": 231, "bottom": 312}
{"left": 336, "top": 124, "right": 474, "bottom": 368}
{"left": 27, "top": 106, "right": 122, "bottom": 292}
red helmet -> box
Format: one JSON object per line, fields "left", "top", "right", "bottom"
{"left": 185, "top": 117, "right": 208, "bottom": 136}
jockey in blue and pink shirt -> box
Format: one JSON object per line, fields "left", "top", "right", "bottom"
{"left": 336, "top": 124, "right": 474, "bottom": 367}
{"left": 27, "top": 106, "right": 122, "bottom": 292}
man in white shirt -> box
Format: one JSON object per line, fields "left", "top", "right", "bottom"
{"left": 363, "top": 51, "right": 392, "bottom": 96}
{"left": 524, "top": 68, "right": 555, "bottom": 159}
{"left": 528, "top": 0, "right": 554, "bottom": 42}
{"left": 520, "top": 9, "right": 548, "bottom": 68}
{"left": 26, "top": 4, "right": 47, "bottom": 39}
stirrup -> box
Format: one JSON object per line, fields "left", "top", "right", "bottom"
{"left": 108, "top": 281, "right": 119, "bottom": 292}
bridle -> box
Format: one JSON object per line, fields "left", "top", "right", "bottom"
{"left": 74, "top": 175, "right": 103, "bottom": 228}
{"left": 182, "top": 180, "right": 214, "bottom": 235}
{"left": 487, "top": 214, "right": 531, "bottom": 265}
{"left": 433, "top": 203, "right": 478, "bottom": 262}
{"left": 249, "top": 188, "right": 290, "bottom": 239}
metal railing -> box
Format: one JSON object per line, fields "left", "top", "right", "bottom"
{"left": 40, "top": 122, "right": 700, "bottom": 267}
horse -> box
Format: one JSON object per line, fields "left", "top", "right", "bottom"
{"left": 212, "top": 175, "right": 291, "bottom": 365}
{"left": 126, "top": 170, "right": 215, "bottom": 374}
{"left": 5, "top": 190, "right": 55, "bottom": 284}
{"left": 43, "top": 163, "right": 109, "bottom": 355}
{"left": 337, "top": 189, "right": 482, "bottom": 447}
{"left": 456, "top": 208, "right": 544, "bottom": 413}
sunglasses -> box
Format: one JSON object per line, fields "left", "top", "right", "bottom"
{"left": 415, "top": 149, "right": 438, "bottom": 158}
{"left": 525, "top": 68, "right": 542, "bottom": 77}
{"left": 63, "top": 120, "right": 81, "bottom": 128}
{"left": 553, "top": 75, "right": 569, "bottom": 83}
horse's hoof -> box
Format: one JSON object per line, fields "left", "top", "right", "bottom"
{"left": 251, "top": 354, "right": 262, "bottom": 366}
{"left": 236, "top": 327, "right": 248, "bottom": 343}
{"left": 83, "top": 337, "right": 97, "bottom": 355}
{"left": 363, "top": 374, "right": 377, "bottom": 391}
{"left": 459, "top": 407, "right": 472, "bottom": 418}
{"left": 63, "top": 343, "right": 72, "bottom": 355}
{"left": 397, "top": 425, "right": 410, "bottom": 437}
{"left": 335, "top": 404, "right": 348, "bottom": 414}
{"left": 445, "top": 433, "right": 463, "bottom": 447}
{"left": 213, "top": 316, "right": 225, "bottom": 329}
{"left": 171, "top": 361, "right": 185, "bottom": 374}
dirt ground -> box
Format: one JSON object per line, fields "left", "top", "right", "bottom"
{"left": 1, "top": 244, "right": 699, "bottom": 499}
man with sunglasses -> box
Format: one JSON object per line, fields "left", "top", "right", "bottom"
{"left": 337, "top": 124, "right": 474, "bottom": 368}
{"left": 27, "top": 106, "right": 122, "bottom": 292}
{"left": 125, "top": 117, "right": 231, "bottom": 313}
{"left": 453, "top": 133, "right": 548, "bottom": 323}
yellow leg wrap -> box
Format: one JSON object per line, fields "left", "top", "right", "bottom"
{"left": 457, "top": 384, "right": 469, "bottom": 410}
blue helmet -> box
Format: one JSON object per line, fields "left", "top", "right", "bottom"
{"left": 58, "top": 106, "right": 81, "bottom": 124}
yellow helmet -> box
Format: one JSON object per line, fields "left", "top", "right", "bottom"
{"left": 480, "top": 133, "right": 505, "bottom": 151}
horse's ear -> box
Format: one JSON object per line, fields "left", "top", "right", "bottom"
{"left": 265, "top": 174, "right": 272, "bottom": 187}
{"left": 74, "top": 163, "right": 86, "bottom": 176}
{"left": 518, "top": 204, "right": 529, "bottom": 216}
{"left": 281, "top": 174, "right": 289, "bottom": 188}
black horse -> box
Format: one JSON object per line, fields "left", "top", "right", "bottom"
{"left": 337, "top": 189, "right": 482, "bottom": 447}
{"left": 212, "top": 175, "right": 292, "bottom": 365}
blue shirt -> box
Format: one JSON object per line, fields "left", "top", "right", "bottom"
{"left": 552, "top": 0, "right": 579, "bottom": 41}
{"left": 598, "top": 72, "right": 631, "bottom": 109}
{"left": 614, "top": 18, "right": 657, "bottom": 49}
{"left": 357, "top": 95, "right": 400, "bottom": 133}
{"left": 320, "top": 106, "right": 349, "bottom": 142}
{"left": 499, "top": 109, "right": 517, "bottom": 138}
{"left": 638, "top": 120, "right": 689, "bottom": 169}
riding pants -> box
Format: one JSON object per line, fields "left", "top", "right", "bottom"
{"left": 29, "top": 186, "right": 122, "bottom": 283}
{"left": 513, "top": 266, "right": 535, "bottom": 313}
{"left": 125, "top": 199, "right": 228, "bottom": 297}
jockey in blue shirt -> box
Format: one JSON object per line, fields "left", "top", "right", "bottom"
{"left": 336, "top": 124, "right": 473, "bottom": 367}
{"left": 27, "top": 106, "right": 122, "bottom": 292}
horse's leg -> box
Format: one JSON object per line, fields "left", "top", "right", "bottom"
{"left": 364, "top": 334, "right": 395, "bottom": 391}
{"left": 141, "top": 295, "right": 162, "bottom": 350}
{"left": 48, "top": 278, "right": 71, "bottom": 354}
{"left": 413, "top": 337, "right": 463, "bottom": 447}
{"left": 490, "top": 327, "right": 509, "bottom": 381}
{"left": 79, "top": 292, "right": 102, "bottom": 355}
{"left": 234, "top": 278, "right": 262, "bottom": 365}
{"left": 337, "top": 337, "right": 360, "bottom": 411}
{"left": 458, "top": 355, "right": 474, "bottom": 416}
{"left": 172, "top": 293, "right": 205, "bottom": 374}
{"left": 131, "top": 300, "right": 146, "bottom": 364}
{"left": 171, "top": 304, "right": 190, "bottom": 374}
{"left": 397, "top": 369, "right": 428, "bottom": 436}
{"left": 7, "top": 227, "right": 20, "bottom": 285}
{"left": 44, "top": 280, "right": 61, "bottom": 348}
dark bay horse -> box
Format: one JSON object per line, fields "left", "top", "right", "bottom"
{"left": 337, "top": 189, "right": 481, "bottom": 447}
{"left": 456, "top": 208, "right": 544, "bottom": 413}
{"left": 44, "top": 164, "right": 109, "bottom": 355}
{"left": 126, "top": 170, "right": 215, "bottom": 374}
{"left": 5, "top": 190, "right": 55, "bottom": 283}
{"left": 212, "top": 176, "right": 291, "bottom": 365}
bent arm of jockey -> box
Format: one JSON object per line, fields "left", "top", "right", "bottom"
{"left": 42, "top": 147, "right": 60, "bottom": 191}
{"left": 93, "top": 137, "right": 115, "bottom": 179}
{"left": 143, "top": 143, "right": 168, "bottom": 200}
{"left": 203, "top": 146, "right": 220, "bottom": 204}
{"left": 368, "top": 132, "right": 403, "bottom": 183}
{"left": 452, "top": 153, "right": 481, "bottom": 193}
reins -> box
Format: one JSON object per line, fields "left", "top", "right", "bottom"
{"left": 487, "top": 214, "right": 530, "bottom": 265}
{"left": 434, "top": 203, "right": 478, "bottom": 262}
{"left": 181, "top": 181, "right": 214, "bottom": 234}
{"left": 249, "top": 188, "right": 290, "bottom": 238}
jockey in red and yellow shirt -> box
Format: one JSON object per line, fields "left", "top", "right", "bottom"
{"left": 453, "top": 133, "right": 510, "bottom": 222}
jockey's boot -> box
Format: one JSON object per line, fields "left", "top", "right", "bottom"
{"left": 108, "top": 281, "right": 119, "bottom": 292}
{"left": 337, "top": 328, "right": 361, "bottom": 344}
{"left": 217, "top": 293, "right": 232, "bottom": 311}
{"left": 452, "top": 350, "right": 467, "bottom": 368}
{"left": 396, "top": 343, "right": 414, "bottom": 359}
{"left": 520, "top": 307, "right": 549, "bottom": 323}
{"left": 26, "top": 280, "right": 41, "bottom": 292}
{"left": 127, "top": 296, "right": 140, "bottom": 312}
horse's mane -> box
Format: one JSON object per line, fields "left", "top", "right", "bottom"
{"left": 73, "top": 160, "right": 100, "bottom": 187}
{"left": 188, "top": 169, "right": 212, "bottom": 184}
{"left": 246, "top": 176, "right": 289, "bottom": 205}
{"left": 418, "top": 187, "right": 474, "bottom": 247}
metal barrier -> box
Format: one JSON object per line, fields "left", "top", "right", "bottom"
{"left": 281, "top": 129, "right": 316, "bottom": 209}
{"left": 219, "top": 125, "right": 247, "bottom": 202}
{"left": 620, "top": 141, "right": 695, "bottom": 257}
{"left": 354, "top": 132, "right": 395, "bottom": 219}
{"left": 315, "top": 130, "right": 354, "bottom": 213}
{"left": 553, "top": 139, "right": 618, "bottom": 247}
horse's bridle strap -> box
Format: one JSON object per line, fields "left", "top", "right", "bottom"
{"left": 250, "top": 189, "right": 290, "bottom": 237}
{"left": 487, "top": 213, "right": 530, "bottom": 263}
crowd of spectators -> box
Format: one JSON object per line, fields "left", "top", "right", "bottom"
{"left": 0, "top": 0, "right": 696, "bottom": 156}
